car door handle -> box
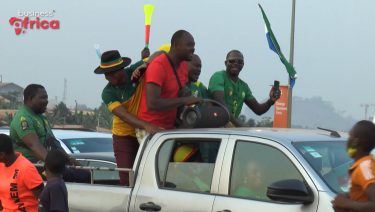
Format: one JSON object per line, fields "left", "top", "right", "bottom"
{"left": 139, "top": 202, "right": 161, "bottom": 211}
{"left": 217, "top": 210, "right": 231, "bottom": 212}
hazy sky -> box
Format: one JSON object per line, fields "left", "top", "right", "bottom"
{"left": 1, "top": 0, "right": 374, "bottom": 121}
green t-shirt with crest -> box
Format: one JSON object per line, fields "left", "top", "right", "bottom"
{"left": 208, "top": 70, "right": 254, "bottom": 118}
{"left": 10, "top": 105, "right": 52, "bottom": 162}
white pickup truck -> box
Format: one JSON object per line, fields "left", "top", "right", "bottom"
{"left": 67, "top": 128, "right": 350, "bottom": 212}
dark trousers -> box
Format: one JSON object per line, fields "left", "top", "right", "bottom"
{"left": 113, "top": 135, "right": 139, "bottom": 186}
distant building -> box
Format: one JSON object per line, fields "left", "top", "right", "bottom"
{"left": 0, "top": 82, "right": 24, "bottom": 102}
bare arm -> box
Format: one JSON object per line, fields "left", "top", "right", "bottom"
{"left": 332, "top": 184, "right": 375, "bottom": 212}
{"left": 211, "top": 90, "right": 242, "bottom": 127}
{"left": 244, "top": 87, "right": 279, "bottom": 115}
{"left": 244, "top": 98, "right": 274, "bottom": 116}
{"left": 31, "top": 183, "right": 44, "bottom": 199}
{"left": 112, "top": 105, "right": 162, "bottom": 133}
{"left": 131, "top": 51, "right": 169, "bottom": 82}
{"left": 22, "top": 133, "right": 48, "bottom": 161}
{"left": 146, "top": 83, "right": 201, "bottom": 111}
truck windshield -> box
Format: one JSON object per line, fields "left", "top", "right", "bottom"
{"left": 293, "top": 141, "right": 352, "bottom": 194}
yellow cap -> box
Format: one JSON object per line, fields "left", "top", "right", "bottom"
{"left": 173, "top": 145, "right": 198, "bottom": 162}
{"left": 158, "top": 44, "right": 171, "bottom": 53}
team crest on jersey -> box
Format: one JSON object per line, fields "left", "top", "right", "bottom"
{"left": 21, "top": 120, "right": 29, "bottom": 130}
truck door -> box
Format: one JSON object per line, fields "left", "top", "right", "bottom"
{"left": 212, "top": 136, "right": 320, "bottom": 212}
{"left": 131, "top": 133, "right": 229, "bottom": 212}
{"left": 66, "top": 158, "right": 132, "bottom": 211}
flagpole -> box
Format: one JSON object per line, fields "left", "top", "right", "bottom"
{"left": 287, "top": 0, "right": 296, "bottom": 128}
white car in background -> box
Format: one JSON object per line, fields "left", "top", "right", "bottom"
{"left": 53, "top": 129, "right": 113, "bottom": 154}
{"left": 0, "top": 127, "right": 113, "bottom": 154}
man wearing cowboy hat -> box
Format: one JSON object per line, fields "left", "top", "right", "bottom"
{"left": 95, "top": 49, "right": 161, "bottom": 186}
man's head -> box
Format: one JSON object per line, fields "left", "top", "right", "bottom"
{"left": 347, "top": 120, "right": 375, "bottom": 158}
{"left": 188, "top": 54, "right": 202, "bottom": 83}
{"left": 244, "top": 161, "right": 263, "bottom": 189}
{"left": 24, "top": 84, "right": 48, "bottom": 114}
{"left": 0, "top": 134, "right": 15, "bottom": 163}
{"left": 170, "top": 30, "right": 195, "bottom": 61}
{"left": 94, "top": 50, "right": 132, "bottom": 86}
{"left": 44, "top": 149, "right": 67, "bottom": 175}
{"left": 225, "top": 50, "right": 244, "bottom": 77}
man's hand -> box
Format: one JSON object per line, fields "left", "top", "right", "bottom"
{"left": 131, "top": 63, "right": 148, "bottom": 82}
{"left": 183, "top": 96, "right": 202, "bottom": 106}
{"left": 331, "top": 193, "right": 350, "bottom": 211}
{"left": 143, "top": 123, "right": 163, "bottom": 134}
{"left": 269, "top": 86, "right": 281, "bottom": 103}
{"left": 141, "top": 47, "right": 150, "bottom": 60}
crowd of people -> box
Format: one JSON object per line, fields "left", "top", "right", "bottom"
{"left": 0, "top": 29, "right": 374, "bottom": 211}
{"left": 94, "top": 29, "right": 280, "bottom": 186}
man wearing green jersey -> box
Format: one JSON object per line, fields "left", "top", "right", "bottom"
{"left": 208, "top": 50, "right": 280, "bottom": 127}
{"left": 186, "top": 54, "right": 209, "bottom": 99}
{"left": 10, "top": 84, "right": 50, "bottom": 162}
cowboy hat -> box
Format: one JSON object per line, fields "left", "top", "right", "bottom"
{"left": 94, "top": 50, "right": 131, "bottom": 74}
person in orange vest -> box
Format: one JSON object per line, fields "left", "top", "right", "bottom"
{"left": 332, "top": 120, "right": 375, "bottom": 211}
{"left": 0, "top": 134, "right": 44, "bottom": 212}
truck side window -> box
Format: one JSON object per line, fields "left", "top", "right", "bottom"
{"left": 157, "top": 139, "right": 220, "bottom": 193}
{"left": 229, "top": 141, "right": 304, "bottom": 202}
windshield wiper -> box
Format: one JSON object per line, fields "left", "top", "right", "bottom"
{"left": 317, "top": 127, "right": 341, "bottom": 138}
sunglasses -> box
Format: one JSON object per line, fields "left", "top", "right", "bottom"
{"left": 227, "top": 59, "right": 244, "bottom": 65}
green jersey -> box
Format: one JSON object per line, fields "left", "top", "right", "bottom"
{"left": 186, "top": 81, "right": 210, "bottom": 99}
{"left": 208, "top": 70, "right": 254, "bottom": 118}
{"left": 10, "top": 105, "right": 52, "bottom": 162}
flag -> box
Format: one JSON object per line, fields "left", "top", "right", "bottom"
{"left": 258, "top": 4, "right": 297, "bottom": 88}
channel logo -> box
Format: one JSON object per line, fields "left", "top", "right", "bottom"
{"left": 9, "top": 10, "right": 60, "bottom": 35}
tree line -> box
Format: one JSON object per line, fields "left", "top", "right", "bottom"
{"left": 1, "top": 102, "right": 112, "bottom": 130}
{"left": 1, "top": 101, "right": 272, "bottom": 129}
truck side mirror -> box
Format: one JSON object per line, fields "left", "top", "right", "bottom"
{"left": 267, "top": 179, "right": 314, "bottom": 204}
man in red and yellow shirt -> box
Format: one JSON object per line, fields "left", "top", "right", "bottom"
{"left": 137, "top": 30, "right": 201, "bottom": 131}
{"left": 0, "top": 134, "right": 44, "bottom": 212}
{"left": 332, "top": 120, "right": 375, "bottom": 211}
{"left": 95, "top": 49, "right": 161, "bottom": 186}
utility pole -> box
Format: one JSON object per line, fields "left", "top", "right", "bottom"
{"left": 97, "top": 112, "right": 101, "bottom": 131}
{"left": 287, "top": 0, "right": 296, "bottom": 128}
{"left": 63, "top": 78, "right": 67, "bottom": 104}
{"left": 360, "top": 104, "right": 375, "bottom": 120}
{"left": 75, "top": 100, "right": 78, "bottom": 124}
